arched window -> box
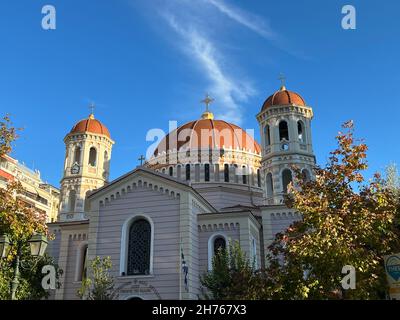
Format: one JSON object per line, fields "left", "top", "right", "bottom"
{"left": 214, "top": 237, "right": 226, "bottom": 255}
{"left": 257, "top": 169, "right": 261, "bottom": 187}
{"left": 75, "top": 243, "right": 88, "bottom": 281}
{"left": 169, "top": 167, "right": 173, "bottom": 177}
{"left": 264, "top": 125, "right": 271, "bottom": 146}
{"left": 251, "top": 237, "right": 258, "bottom": 269}
{"left": 89, "top": 147, "right": 97, "bottom": 166}
{"left": 224, "top": 164, "right": 229, "bottom": 182}
{"left": 204, "top": 164, "right": 210, "bottom": 182}
{"left": 208, "top": 234, "right": 228, "bottom": 270}
{"left": 74, "top": 146, "right": 81, "bottom": 164}
{"left": 127, "top": 219, "right": 151, "bottom": 275}
{"left": 162, "top": 168, "right": 166, "bottom": 174}
{"left": 282, "top": 169, "right": 293, "bottom": 194}
{"left": 298, "top": 121, "right": 305, "bottom": 143}
{"left": 266, "top": 173, "right": 274, "bottom": 197}
{"left": 69, "top": 190, "right": 76, "bottom": 212}
{"left": 279, "top": 121, "right": 289, "bottom": 141}
{"left": 242, "top": 166, "right": 247, "bottom": 184}
{"left": 302, "top": 169, "right": 311, "bottom": 182}
{"left": 185, "top": 164, "right": 190, "bottom": 181}
{"left": 81, "top": 245, "right": 88, "bottom": 280}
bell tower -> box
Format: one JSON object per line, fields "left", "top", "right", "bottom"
{"left": 59, "top": 111, "right": 114, "bottom": 221}
{"left": 256, "top": 82, "right": 315, "bottom": 205}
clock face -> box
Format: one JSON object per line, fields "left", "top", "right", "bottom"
{"left": 71, "top": 163, "right": 80, "bottom": 174}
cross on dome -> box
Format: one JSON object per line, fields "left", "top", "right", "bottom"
{"left": 200, "top": 94, "right": 215, "bottom": 120}
{"left": 89, "top": 102, "right": 95, "bottom": 119}
{"left": 278, "top": 73, "right": 286, "bottom": 91}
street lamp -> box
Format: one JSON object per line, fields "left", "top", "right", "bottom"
{"left": 0, "top": 233, "right": 48, "bottom": 300}
{"left": 28, "top": 233, "right": 48, "bottom": 257}
{"left": 0, "top": 234, "right": 10, "bottom": 258}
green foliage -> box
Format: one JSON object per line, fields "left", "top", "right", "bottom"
{"left": 0, "top": 114, "right": 60, "bottom": 300}
{"left": 267, "top": 121, "right": 400, "bottom": 299}
{"left": 200, "top": 242, "right": 271, "bottom": 300}
{"left": 0, "top": 253, "right": 62, "bottom": 300}
{"left": 77, "top": 256, "right": 118, "bottom": 300}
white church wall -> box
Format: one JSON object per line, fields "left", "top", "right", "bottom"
{"left": 93, "top": 184, "right": 182, "bottom": 300}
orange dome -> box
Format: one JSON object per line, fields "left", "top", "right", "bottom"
{"left": 154, "top": 118, "right": 261, "bottom": 155}
{"left": 70, "top": 114, "right": 111, "bottom": 138}
{"left": 262, "top": 86, "right": 306, "bottom": 111}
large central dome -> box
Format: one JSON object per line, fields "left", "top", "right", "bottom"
{"left": 154, "top": 118, "right": 261, "bottom": 156}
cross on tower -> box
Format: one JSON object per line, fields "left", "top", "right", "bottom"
{"left": 138, "top": 155, "right": 146, "bottom": 166}
{"left": 89, "top": 102, "right": 96, "bottom": 115}
{"left": 201, "top": 94, "right": 214, "bottom": 112}
{"left": 278, "top": 73, "right": 286, "bottom": 89}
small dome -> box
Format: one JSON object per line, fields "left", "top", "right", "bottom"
{"left": 262, "top": 86, "right": 306, "bottom": 111}
{"left": 70, "top": 114, "right": 111, "bottom": 138}
{"left": 154, "top": 118, "right": 261, "bottom": 155}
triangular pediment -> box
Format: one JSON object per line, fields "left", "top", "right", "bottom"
{"left": 88, "top": 167, "right": 216, "bottom": 212}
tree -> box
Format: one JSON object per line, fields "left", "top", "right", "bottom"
{"left": 0, "top": 253, "right": 62, "bottom": 300}
{"left": 0, "top": 115, "right": 19, "bottom": 157}
{"left": 0, "top": 114, "right": 61, "bottom": 299}
{"left": 77, "top": 256, "right": 118, "bottom": 300}
{"left": 267, "top": 121, "right": 400, "bottom": 299}
{"left": 200, "top": 241, "right": 271, "bottom": 300}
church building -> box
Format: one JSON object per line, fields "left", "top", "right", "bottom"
{"left": 48, "top": 84, "right": 316, "bottom": 300}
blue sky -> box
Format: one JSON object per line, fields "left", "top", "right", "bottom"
{"left": 0, "top": 0, "right": 399, "bottom": 186}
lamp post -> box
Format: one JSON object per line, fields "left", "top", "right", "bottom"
{"left": 0, "top": 233, "right": 48, "bottom": 300}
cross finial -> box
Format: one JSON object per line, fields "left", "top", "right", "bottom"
{"left": 278, "top": 73, "right": 286, "bottom": 90}
{"left": 89, "top": 102, "right": 96, "bottom": 115}
{"left": 201, "top": 94, "right": 214, "bottom": 112}
{"left": 138, "top": 155, "right": 146, "bottom": 166}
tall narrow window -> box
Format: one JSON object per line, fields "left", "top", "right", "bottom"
{"left": 224, "top": 164, "right": 229, "bottom": 182}
{"left": 69, "top": 190, "right": 76, "bottom": 212}
{"left": 242, "top": 166, "right": 247, "bottom": 184}
{"left": 257, "top": 169, "right": 261, "bottom": 187}
{"left": 204, "top": 164, "right": 210, "bottom": 182}
{"left": 127, "top": 219, "right": 151, "bottom": 275}
{"left": 251, "top": 237, "right": 258, "bottom": 268}
{"left": 266, "top": 173, "right": 273, "bottom": 197}
{"left": 185, "top": 164, "right": 191, "bottom": 181}
{"left": 169, "top": 167, "right": 173, "bottom": 177}
{"left": 82, "top": 245, "right": 88, "bottom": 280}
{"left": 214, "top": 237, "right": 226, "bottom": 255}
{"left": 264, "top": 125, "right": 271, "bottom": 146}
{"left": 282, "top": 169, "right": 293, "bottom": 194}
{"left": 279, "top": 121, "right": 289, "bottom": 141}
{"left": 298, "top": 121, "right": 305, "bottom": 143}
{"left": 89, "top": 147, "right": 97, "bottom": 166}
{"left": 74, "top": 146, "right": 81, "bottom": 164}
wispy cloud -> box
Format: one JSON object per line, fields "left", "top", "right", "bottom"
{"left": 162, "top": 12, "right": 255, "bottom": 124}
{"left": 204, "top": 0, "right": 276, "bottom": 40}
